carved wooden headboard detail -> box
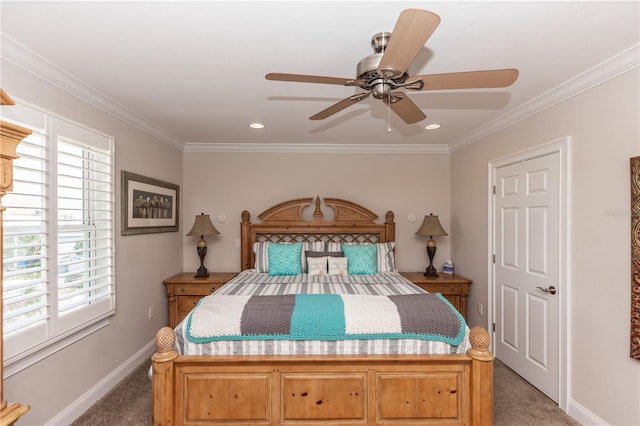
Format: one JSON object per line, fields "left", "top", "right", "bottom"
{"left": 240, "top": 196, "right": 395, "bottom": 270}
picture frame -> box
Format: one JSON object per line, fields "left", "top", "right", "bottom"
{"left": 121, "top": 171, "right": 179, "bottom": 235}
{"left": 630, "top": 156, "right": 640, "bottom": 360}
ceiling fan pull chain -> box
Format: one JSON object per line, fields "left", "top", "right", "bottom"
{"left": 387, "top": 92, "right": 392, "bottom": 133}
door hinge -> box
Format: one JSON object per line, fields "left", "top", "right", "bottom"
{"left": 493, "top": 323, "right": 496, "bottom": 332}
{"left": 493, "top": 254, "right": 496, "bottom": 263}
{"left": 493, "top": 185, "right": 496, "bottom": 195}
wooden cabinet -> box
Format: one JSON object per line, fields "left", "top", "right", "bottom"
{"left": 163, "top": 272, "right": 238, "bottom": 328}
{"left": 399, "top": 272, "right": 472, "bottom": 320}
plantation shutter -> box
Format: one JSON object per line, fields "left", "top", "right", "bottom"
{"left": 2, "top": 102, "right": 115, "bottom": 363}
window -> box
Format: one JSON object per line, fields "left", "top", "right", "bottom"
{"left": 2, "top": 101, "right": 115, "bottom": 365}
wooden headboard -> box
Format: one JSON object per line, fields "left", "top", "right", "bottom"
{"left": 240, "top": 196, "right": 395, "bottom": 270}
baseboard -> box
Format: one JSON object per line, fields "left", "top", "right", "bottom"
{"left": 568, "top": 398, "right": 608, "bottom": 426}
{"left": 45, "top": 339, "right": 156, "bottom": 426}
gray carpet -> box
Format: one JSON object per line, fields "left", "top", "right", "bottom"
{"left": 71, "top": 358, "right": 580, "bottom": 425}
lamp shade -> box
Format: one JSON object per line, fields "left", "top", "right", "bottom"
{"left": 186, "top": 213, "right": 220, "bottom": 237}
{"left": 415, "top": 214, "right": 448, "bottom": 237}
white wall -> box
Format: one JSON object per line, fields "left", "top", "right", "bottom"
{"left": 181, "top": 151, "right": 452, "bottom": 274}
{"left": 1, "top": 60, "right": 184, "bottom": 424}
{"left": 451, "top": 69, "right": 640, "bottom": 425}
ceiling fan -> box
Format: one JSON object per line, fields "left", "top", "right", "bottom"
{"left": 265, "top": 9, "right": 519, "bottom": 124}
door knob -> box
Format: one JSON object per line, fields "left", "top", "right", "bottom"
{"left": 536, "top": 285, "right": 557, "bottom": 295}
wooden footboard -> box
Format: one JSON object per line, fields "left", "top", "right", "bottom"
{"left": 151, "top": 326, "right": 493, "bottom": 426}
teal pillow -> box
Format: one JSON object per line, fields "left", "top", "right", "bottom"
{"left": 268, "top": 242, "right": 303, "bottom": 275}
{"left": 341, "top": 243, "right": 378, "bottom": 275}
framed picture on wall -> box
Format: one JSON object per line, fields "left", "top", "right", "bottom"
{"left": 630, "top": 156, "right": 640, "bottom": 360}
{"left": 121, "top": 171, "right": 179, "bottom": 235}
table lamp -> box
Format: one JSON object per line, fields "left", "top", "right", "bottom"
{"left": 415, "top": 213, "right": 448, "bottom": 277}
{"left": 186, "top": 213, "right": 220, "bottom": 278}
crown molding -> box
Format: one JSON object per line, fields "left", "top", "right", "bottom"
{"left": 3, "top": 32, "right": 637, "bottom": 155}
{"left": 449, "top": 43, "right": 640, "bottom": 153}
{"left": 0, "top": 34, "right": 186, "bottom": 151}
{"left": 183, "top": 142, "right": 450, "bottom": 154}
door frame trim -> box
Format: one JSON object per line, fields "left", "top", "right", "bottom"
{"left": 487, "top": 136, "right": 570, "bottom": 411}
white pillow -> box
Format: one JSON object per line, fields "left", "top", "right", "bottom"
{"left": 253, "top": 241, "right": 269, "bottom": 273}
{"left": 302, "top": 241, "right": 325, "bottom": 272}
{"left": 328, "top": 256, "right": 349, "bottom": 276}
{"left": 376, "top": 242, "right": 396, "bottom": 272}
{"left": 307, "top": 256, "right": 328, "bottom": 276}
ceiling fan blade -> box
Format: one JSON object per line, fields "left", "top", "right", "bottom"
{"left": 383, "top": 93, "right": 426, "bottom": 124}
{"left": 266, "top": 73, "right": 358, "bottom": 86}
{"left": 413, "top": 69, "right": 520, "bottom": 91}
{"left": 309, "top": 93, "right": 370, "bottom": 120}
{"left": 378, "top": 9, "right": 441, "bottom": 79}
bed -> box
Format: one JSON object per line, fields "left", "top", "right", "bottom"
{"left": 152, "top": 196, "right": 493, "bottom": 425}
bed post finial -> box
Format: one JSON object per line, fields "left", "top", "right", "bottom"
{"left": 467, "top": 326, "right": 493, "bottom": 361}
{"left": 241, "top": 210, "right": 250, "bottom": 223}
{"left": 385, "top": 210, "right": 394, "bottom": 224}
{"left": 153, "top": 327, "right": 179, "bottom": 362}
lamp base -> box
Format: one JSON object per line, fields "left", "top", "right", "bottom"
{"left": 194, "top": 266, "right": 209, "bottom": 278}
{"left": 195, "top": 244, "right": 209, "bottom": 278}
{"left": 424, "top": 266, "right": 438, "bottom": 277}
{"left": 424, "top": 244, "right": 438, "bottom": 277}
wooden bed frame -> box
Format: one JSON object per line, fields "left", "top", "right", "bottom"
{"left": 152, "top": 197, "right": 493, "bottom": 425}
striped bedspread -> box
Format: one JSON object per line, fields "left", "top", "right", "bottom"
{"left": 174, "top": 270, "right": 471, "bottom": 356}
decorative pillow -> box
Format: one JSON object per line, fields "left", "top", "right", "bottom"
{"left": 268, "top": 242, "right": 303, "bottom": 276}
{"left": 302, "top": 241, "right": 325, "bottom": 272}
{"left": 305, "top": 250, "right": 344, "bottom": 258}
{"left": 306, "top": 250, "right": 343, "bottom": 273}
{"left": 336, "top": 242, "right": 396, "bottom": 272}
{"left": 325, "top": 242, "right": 342, "bottom": 252}
{"left": 376, "top": 242, "right": 396, "bottom": 272}
{"left": 307, "top": 256, "right": 328, "bottom": 276}
{"left": 341, "top": 243, "right": 378, "bottom": 275}
{"left": 253, "top": 241, "right": 269, "bottom": 273}
{"left": 328, "top": 256, "right": 349, "bottom": 276}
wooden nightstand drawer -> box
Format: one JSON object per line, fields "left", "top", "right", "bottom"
{"left": 416, "top": 284, "right": 460, "bottom": 294}
{"left": 164, "top": 272, "right": 238, "bottom": 328}
{"left": 177, "top": 295, "right": 203, "bottom": 312}
{"left": 399, "top": 272, "right": 472, "bottom": 321}
{"left": 175, "top": 283, "right": 221, "bottom": 296}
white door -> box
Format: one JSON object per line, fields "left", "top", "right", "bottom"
{"left": 493, "top": 152, "right": 560, "bottom": 402}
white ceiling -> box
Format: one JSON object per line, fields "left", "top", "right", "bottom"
{"left": 1, "top": 1, "right": 638, "bottom": 151}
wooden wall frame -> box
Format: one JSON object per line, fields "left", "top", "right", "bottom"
{"left": 631, "top": 156, "right": 640, "bottom": 360}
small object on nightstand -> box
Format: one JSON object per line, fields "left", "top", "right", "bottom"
{"left": 442, "top": 260, "right": 454, "bottom": 275}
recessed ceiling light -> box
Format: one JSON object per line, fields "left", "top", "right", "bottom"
{"left": 249, "top": 123, "right": 265, "bottom": 129}
{"left": 424, "top": 124, "right": 441, "bottom": 130}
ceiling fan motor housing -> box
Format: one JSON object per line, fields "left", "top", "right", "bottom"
{"left": 357, "top": 32, "right": 408, "bottom": 98}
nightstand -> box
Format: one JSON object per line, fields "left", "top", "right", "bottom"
{"left": 399, "top": 272, "right": 472, "bottom": 320}
{"left": 163, "top": 272, "right": 238, "bottom": 328}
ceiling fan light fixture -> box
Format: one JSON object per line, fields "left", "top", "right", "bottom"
{"left": 249, "top": 123, "right": 265, "bottom": 129}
